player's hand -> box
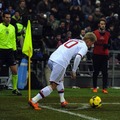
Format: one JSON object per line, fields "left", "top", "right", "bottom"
{"left": 71, "top": 71, "right": 76, "bottom": 80}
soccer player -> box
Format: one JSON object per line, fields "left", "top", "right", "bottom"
{"left": 0, "top": 11, "right": 22, "bottom": 95}
{"left": 29, "top": 32, "right": 97, "bottom": 110}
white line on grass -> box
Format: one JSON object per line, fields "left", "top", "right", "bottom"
{"left": 39, "top": 102, "right": 120, "bottom": 120}
{"left": 103, "top": 102, "right": 120, "bottom": 104}
{"left": 40, "top": 105, "right": 100, "bottom": 120}
{"left": 41, "top": 102, "right": 120, "bottom": 105}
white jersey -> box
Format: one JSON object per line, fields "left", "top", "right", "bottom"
{"left": 49, "top": 39, "right": 88, "bottom": 68}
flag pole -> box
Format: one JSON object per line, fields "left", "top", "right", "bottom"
{"left": 28, "top": 49, "right": 31, "bottom": 101}
{"left": 22, "top": 20, "right": 33, "bottom": 101}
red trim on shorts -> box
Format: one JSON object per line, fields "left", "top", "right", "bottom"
{"left": 50, "top": 81, "right": 59, "bottom": 85}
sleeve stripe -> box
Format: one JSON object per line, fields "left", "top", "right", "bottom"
{"left": 77, "top": 53, "right": 82, "bottom": 58}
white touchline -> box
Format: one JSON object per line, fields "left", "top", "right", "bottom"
{"left": 103, "top": 103, "right": 120, "bottom": 104}
{"left": 40, "top": 102, "right": 120, "bottom": 105}
{"left": 40, "top": 105, "right": 100, "bottom": 120}
{"left": 39, "top": 102, "right": 120, "bottom": 120}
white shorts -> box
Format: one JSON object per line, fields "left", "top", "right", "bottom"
{"left": 48, "top": 59, "right": 66, "bottom": 84}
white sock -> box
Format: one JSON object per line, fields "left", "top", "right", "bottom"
{"left": 57, "top": 81, "right": 65, "bottom": 103}
{"left": 32, "top": 86, "right": 53, "bottom": 103}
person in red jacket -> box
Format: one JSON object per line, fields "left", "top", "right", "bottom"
{"left": 92, "top": 18, "right": 111, "bottom": 94}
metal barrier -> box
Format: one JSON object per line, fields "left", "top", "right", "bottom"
{"left": 108, "top": 50, "right": 120, "bottom": 86}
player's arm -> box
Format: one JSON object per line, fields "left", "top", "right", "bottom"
{"left": 71, "top": 54, "right": 82, "bottom": 79}
{"left": 103, "top": 37, "right": 111, "bottom": 49}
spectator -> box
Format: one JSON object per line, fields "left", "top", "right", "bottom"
{"left": 64, "top": 13, "right": 73, "bottom": 32}
{"left": 11, "top": 11, "right": 25, "bottom": 49}
{"left": 78, "top": 29, "right": 86, "bottom": 40}
{"left": 49, "top": 0, "right": 59, "bottom": 19}
{"left": 71, "top": 15, "right": 82, "bottom": 38}
{"left": 16, "top": 0, "right": 28, "bottom": 16}
{"left": 57, "top": 0, "right": 71, "bottom": 19}
{"left": 70, "top": 0, "right": 81, "bottom": 6}
{"left": 111, "top": 33, "right": 120, "bottom": 51}
{"left": 44, "top": 36, "right": 56, "bottom": 49}
{"left": 84, "top": 14, "right": 95, "bottom": 31}
{"left": 82, "top": 0, "right": 95, "bottom": 18}
{"left": 64, "top": 31, "right": 72, "bottom": 42}
{"left": 15, "top": 0, "right": 29, "bottom": 26}
{"left": 70, "top": 5, "right": 84, "bottom": 22}
{"left": 48, "top": 14, "right": 60, "bottom": 31}
{"left": 95, "top": 0, "right": 101, "bottom": 10}
{"left": 5, "top": 5, "right": 15, "bottom": 16}
{"left": 36, "top": 0, "right": 51, "bottom": 16}
{"left": 92, "top": 8, "right": 104, "bottom": 30}
{"left": 0, "top": 0, "right": 5, "bottom": 12}
{"left": 56, "top": 20, "right": 67, "bottom": 39}
{"left": 55, "top": 33, "right": 63, "bottom": 48}
{"left": 107, "top": 24, "right": 115, "bottom": 41}
{"left": 110, "top": 14, "right": 119, "bottom": 38}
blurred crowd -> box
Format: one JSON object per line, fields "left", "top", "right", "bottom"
{"left": 0, "top": 0, "right": 120, "bottom": 56}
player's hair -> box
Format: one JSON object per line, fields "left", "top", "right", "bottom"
{"left": 2, "top": 11, "right": 11, "bottom": 17}
{"left": 84, "top": 32, "right": 97, "bottom": 42}
{"left": 99, "top": 18, "right": 106, "bottom": 23}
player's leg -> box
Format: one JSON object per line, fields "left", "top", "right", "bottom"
{"left": 49, "top": 61, "right": 67, "bottom": 106}
{"left": 29, "top": 82, "right": 56, "bottom": 110}
{"left": 48, "top": 60, "right": 67, "bottom": 106}
{"left": 10, "top": 65, "right": 22, "bottom": 95}
{"left": 8, "top": 50, "right": 22, "bottom": 95}
{"left": 31, "top": 84, "right": 54, "bottom": 103}
{"left": 56, "top": 80, "right": 68, "bottom": 107}
{"left": 57, "top": 80, "right": 65, "bottom": 102}
{"left": 10, "top": 65, "right": 17, "bottom": 90}
{"left": 101, "top": 56, "right": 108, "bottom": 93}
{"left": 32, "top": 62, "right": 65, "bottom": 101}
{"left": 29, "top": 60, "right": 65, "bottom": 110}
{"left": 92, "top": 55, "right": 100, "bottom": 92}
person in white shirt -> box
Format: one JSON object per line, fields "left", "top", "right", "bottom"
{"left": 28, "top": 32, "right": 97, "bottom": 110}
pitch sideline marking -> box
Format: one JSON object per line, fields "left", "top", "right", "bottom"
{"left": 40, "top": 104, "right": 100, "bottom": 120}
{"left": 39, "top": 102, "right": 120, "bottom": 119}
{"left": 43, "top": 102, "right": 120, "bottom": 105}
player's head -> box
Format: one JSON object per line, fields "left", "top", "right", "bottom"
{"left": 2, "top": 11, "right": 11, "bottom": 25}
{"left": 98, "top": 18, "right": 106, "bottom": 31}
{"left": 83, "top": 32, "right": 97, "bottom": 48}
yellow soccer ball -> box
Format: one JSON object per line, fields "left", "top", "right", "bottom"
{"left": 89, "top": 96, "right": 102, "bottom": 108}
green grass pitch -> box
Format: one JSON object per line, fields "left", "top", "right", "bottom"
{"left": 0, "top": 88, "right": 120, "bottom": 120}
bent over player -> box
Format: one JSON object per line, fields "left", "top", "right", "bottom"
{"left": 28, "top": 32, "right": 97, "bottom": 110}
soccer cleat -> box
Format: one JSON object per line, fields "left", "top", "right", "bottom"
{"left": 92, "top": 88, "right": 98, "bottom": 93}
{"left": 12, "top": 89, "right": 22, "bottom": 96}
{"left": 28, "top": 100, "right": 41, "bottom": 110}
{"left": 61, "top": 101, "right": 68, "bottom": 107}
{"left": 102, "top": 89, "right": 108, "bottom": 94}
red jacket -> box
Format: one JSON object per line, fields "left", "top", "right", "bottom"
{"left": 93, "top": 30, "right": 110, "bottom": 55}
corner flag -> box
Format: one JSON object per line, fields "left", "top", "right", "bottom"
{"left": 22, "top": 20, "right": 33, "bottom": 58}
{"left": 22, "top": 20, "right": 33, "bottom": 100}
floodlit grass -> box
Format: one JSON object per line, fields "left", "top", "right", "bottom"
{"left": 0, "top": 88, "right": 120, "bottom": 120}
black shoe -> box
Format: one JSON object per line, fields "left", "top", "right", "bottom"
{"left": 12, "top": 89, "right": 22, "bottom": 96}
